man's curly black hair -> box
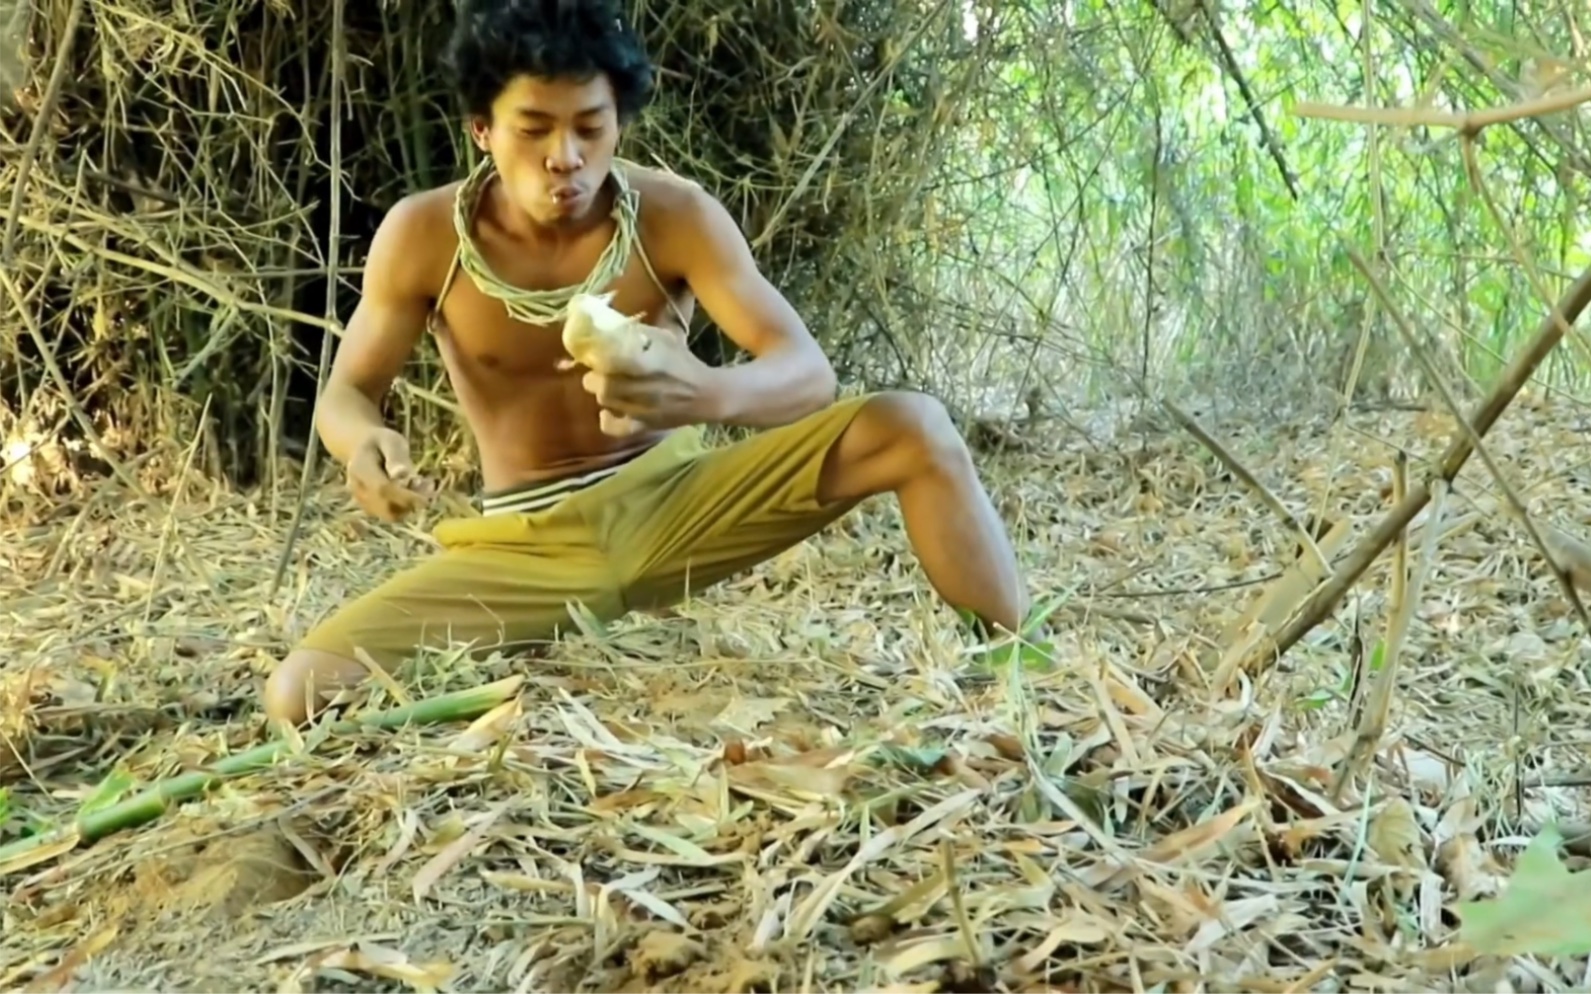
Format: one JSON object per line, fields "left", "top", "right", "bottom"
{"left": 442, "top": 0, "right": 655, "bottom": 123}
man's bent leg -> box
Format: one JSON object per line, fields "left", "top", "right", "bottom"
{"left": 264, "top": 542, "right": 619, "bottom": 726}
{"left": 816, "top": 392, "right": 1028, "bottom": 633}
{"left": 614, "top": 391, "right": 1028, "bottom": 634}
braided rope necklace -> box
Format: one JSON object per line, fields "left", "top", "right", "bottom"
{"left": 450, "top": 154, "right": 641, "bottom": 325}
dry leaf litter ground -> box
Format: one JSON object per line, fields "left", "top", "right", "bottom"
{"left": 5, "top": 395, "right": 1591, "bottom": 993}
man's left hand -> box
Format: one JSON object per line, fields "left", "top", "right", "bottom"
{"left": 576, "top": 324, "right": 719, "bottom": 430}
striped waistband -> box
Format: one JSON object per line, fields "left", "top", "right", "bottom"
{"left": 479, "top": 462, "right": 624, "bottom": 517}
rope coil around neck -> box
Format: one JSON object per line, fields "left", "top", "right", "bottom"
{"left": 450, "top": 155, "right": 640, "bottom": 325}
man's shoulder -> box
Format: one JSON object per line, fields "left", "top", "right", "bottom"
{"left": 382, "top": 182, "right": 463, "bottom": 236}
{"left": 624, "top": 162, "right": 740, "bottom": 269}
{"left": 624, "top": 161, "right": 717, "bottom": 219}
{"left": 366, "top": 184, "right": 461, "bottom": 292}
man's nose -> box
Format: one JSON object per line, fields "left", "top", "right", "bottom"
{"left": 547, "top": 133, "right": 582, "bottom": 173}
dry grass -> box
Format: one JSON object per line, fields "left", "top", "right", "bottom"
{"left": 5, "top": 396, "right": 1591, "bottom": 993}
{"left": 0, "top": 0, "right": 1024, "bottom": 492}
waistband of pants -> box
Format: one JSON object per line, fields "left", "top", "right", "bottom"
{"left": 478, "top": 429, "right": 705, "bottom": 517}
{"left": 478, "top": 461, "right": 625, "bottom": 517}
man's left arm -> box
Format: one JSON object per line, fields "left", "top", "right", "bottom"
{"left": 672, "top": 185, "right": 839, "bottom": 429}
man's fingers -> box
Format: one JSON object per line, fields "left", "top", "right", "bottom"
{"left": 354, "top": 491, "right": 397, "bottom": 522}
{"left": 348, "top": 446, "right": 383, "bottom": 484}
{"left": 346, "top": 435, "right": 434, "bottom": 522}
{"left": 376, "top": 434, "right": 416, "bottom": 481}
{"left": 361, "top": 493, "right": 415, "bottom": 523}
{"left": 582, "top": 370, "right": 639, "bottom": 403}
{"left": 378, "top": 478, "right": 426, "bottom": 508}
{"left": 583, "top": 371, "right": 652, "bottom": 414}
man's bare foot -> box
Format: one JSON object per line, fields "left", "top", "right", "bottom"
{"left": 957, "top": 605, "right": 1057, "bottom": 677}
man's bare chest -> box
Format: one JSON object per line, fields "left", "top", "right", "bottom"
{"left": 432, "top": 253, "right": 695, "bottom": 381}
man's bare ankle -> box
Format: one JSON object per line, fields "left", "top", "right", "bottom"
{"left": 955, "top": 606, "right": 1027, "bottom": 641}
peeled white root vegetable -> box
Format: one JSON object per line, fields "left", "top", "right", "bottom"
{"left": 560, "top": 291, "right": 661, "bottom": 437}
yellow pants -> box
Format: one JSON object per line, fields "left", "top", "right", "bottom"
{"left": 295, "top": 395, "right": 871, "bottom": 668}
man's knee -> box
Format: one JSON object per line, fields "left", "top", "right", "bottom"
{"left": 822, "top": 391, "right": 971, "bottom": 500}
{"left": 262, "top": 647, "right": 370, "bottom": 727}
{"left": 863, "top": 391, "right": 966, "bottom": 463}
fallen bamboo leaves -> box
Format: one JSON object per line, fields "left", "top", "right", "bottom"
{"left": 10, "top": 392, "right": 1591, "bottom": 990}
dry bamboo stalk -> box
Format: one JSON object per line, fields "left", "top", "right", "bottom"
{"left": 0, "top": 0, "right": 84, "bottom": 262}
{"left": 272, "top": 0, "right": 349, "bottom": 597}
{"left": 1255, "top": 260, "right": 1591, "bottom": 670}
{"left": 1211, "top": 517, "right": 1353, "bottom": 692}
{"left": 1348, "top": 246, "right": 1591, "bottom": 630}
{"left": 1164, "top": 399, "right": 1330, "bottom": 575}
{"left": 1333, "top": 477, "right": 1449, "bottom": 801}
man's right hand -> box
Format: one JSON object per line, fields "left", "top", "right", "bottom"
{"left": 346, "top": 428, "right": 433, "bottom": 521}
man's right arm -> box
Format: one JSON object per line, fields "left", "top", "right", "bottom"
{"left": 314, "top": 195, "right": 434, "bottom": 465}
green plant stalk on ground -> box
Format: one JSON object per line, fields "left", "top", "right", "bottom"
{"left": 0, "top": 676, "right": 524, "bottom": 875}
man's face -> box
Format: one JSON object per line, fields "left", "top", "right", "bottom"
{"left": 472, "top": 73, "right": 622, "bottom": 228}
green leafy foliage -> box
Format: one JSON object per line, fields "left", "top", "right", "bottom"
{"left": 1455, "top": 825, "right": 1591, "bottom": 957}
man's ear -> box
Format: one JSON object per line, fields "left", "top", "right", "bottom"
{"left": 468, "top": 116, "right": 490, "bottom": 152}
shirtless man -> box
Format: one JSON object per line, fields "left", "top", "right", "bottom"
{"left": 262, "top": 0, "right": 1035, "bottom": 726}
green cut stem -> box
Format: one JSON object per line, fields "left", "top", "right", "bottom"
{"left": 0, "top": 676, "right": 524, "bottom": 875}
